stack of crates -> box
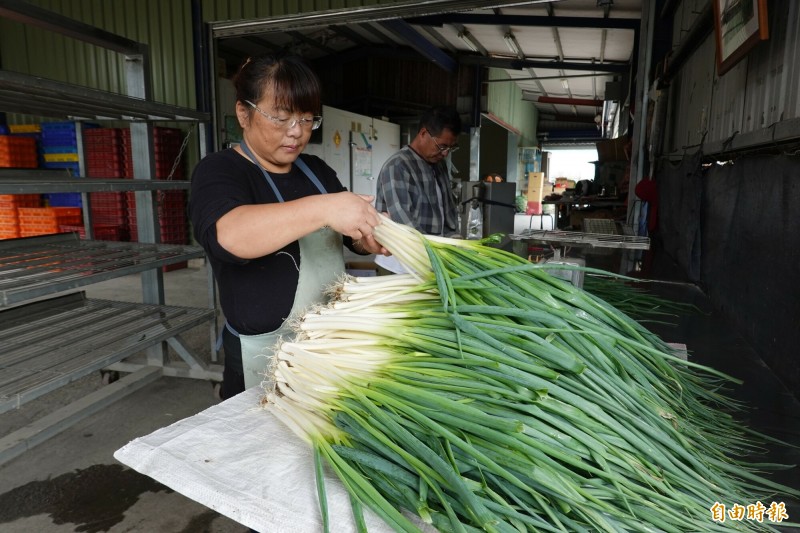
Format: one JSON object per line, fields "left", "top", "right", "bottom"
{"left": 127, "top": 190, "right": 187, "bottom": 242}
{"left": 127, "top": 190, "right": 188, "bottom": 271}
{"left": 40, "top": 122, "right": 81, "bottom": 175}
{"left": 84, "top": 128, "right": 129, "bottom": 178}
{"left": 83, "top": 128, "right": 130, "bottom": 240}
{"left": 125, "top": 127, "right": 189, "bottom": 270}
{"left": 119, "top": 126, "right": 186, "bottom": 179}
{"left": 0, "top": 135, "right": 38, "bottom": 168}
{"left": 0, "top": 194, "right": 41, "bottom": 240}
{"left": 18, "top": 206, "right": 82, "bottom": 237}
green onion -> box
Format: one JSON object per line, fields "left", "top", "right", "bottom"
{"left": 262, "top": 215, "right": 799, "bottom": 532}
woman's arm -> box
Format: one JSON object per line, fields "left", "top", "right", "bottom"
{"left": 216, "top": 191, "right": 383, "bottom": 259}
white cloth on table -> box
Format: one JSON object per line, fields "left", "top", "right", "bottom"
{"left": 114, "top": 387, "right": 433, "bottom": 533}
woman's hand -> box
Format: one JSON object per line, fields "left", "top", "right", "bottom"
{"left": 324, "top": 192, "right": 383, "bottom": 241}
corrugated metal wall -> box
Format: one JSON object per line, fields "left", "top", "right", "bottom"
{"left": 665, "top": 0, "right": 800, "bottom": 155}
{"left": 486, "top": 68, "right": 538, "bottom": 147}
{"left": 1, "top": 0, "right": 393, "bottom": 110}
{"left": 0, "top": 0, "right": 195, "bottom": 109}
{"left": 1, "top": 0, "right": 537, "bottom": 157}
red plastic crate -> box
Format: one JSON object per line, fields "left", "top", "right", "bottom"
{"left": 59, "top": 223, "right": 122, "bottom": 241}
{"left": 90, "top": 206, "right": 128, "bottom": 225}
{"left": 162, "top": 260, "right": 188, "bottom": 273}
{"left": 89, "top": 192, "right": 127, "bottom": 210}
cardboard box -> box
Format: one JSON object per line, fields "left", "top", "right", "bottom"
{"left": 525, "top": 172, "right": 545, "bottom": 215}
{"left": 595, "top": 137, "right": 629, "bottom": 162}
{"left": 569, "top": 208, "right": 615, "bottom": 231}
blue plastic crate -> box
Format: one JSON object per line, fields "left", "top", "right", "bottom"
{"left": 45, "top": 192, "right": 83, "bottom": 207}
{"left": 41, "top": 121, "right": 78, "bottom": 131}
{"left": 41, "top": 131, "right": 78, "bottom": 144}
{"left": 41, "top": 145, "right": 79, "bottom": 154}
{"left": 43, "top": 161, "right": 81, "bottom": 175}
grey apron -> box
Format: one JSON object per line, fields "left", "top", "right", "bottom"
{"left": 234, "top": 141, "right": 345, "bottom": 389}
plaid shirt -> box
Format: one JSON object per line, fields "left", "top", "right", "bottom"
{"left": 375, "top": 146, "right": 460, "bottom": 236}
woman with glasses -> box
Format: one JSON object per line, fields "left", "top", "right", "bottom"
{"left": 190, "top": 53, "right": 387, "bottom": 399}
{"left": 374, "top": 105, "right": 462, "bottom": 273}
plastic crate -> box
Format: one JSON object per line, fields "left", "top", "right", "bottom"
{"left": 59, "top": 223, "right": 122, "bottom": 241}
{"left": 0, "top": 135, "right": 38, "bottom": 168}
{"left": 18, "top": 206, "right": 83, "bottom": 226}
{"left": 44, "top": 153, "right": 80, "bottom": 162}
{"left": 0, "top": 194, "right": 41, "bottom": 208}
{"left": 43, "top": 161, "right": 81, "bottom": 175}
{"left": 19, "top": 221, "right": 63, "bottom": 236}
{"left": 8, "top": 124, "right": 41, "bottom": 133}
{"left": 0, "top": 229, "right": 21, "bottom": 240}
{"left": 45, "top": 192, "right": 82, "bottom": 207}
{"left": 162, "top": 260, "right": 187, "bottom": 273}
{"left": 89, "top": 192, "right": 127, "bottom": 209}
{"left": 90, "top": 206, "right": 128, "bottom": 225}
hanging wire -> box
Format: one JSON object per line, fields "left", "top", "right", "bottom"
{"left": 157, "top": 123, "right": 195, "bottom": 205}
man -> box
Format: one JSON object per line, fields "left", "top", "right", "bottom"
{"left": 375, "top": 105, "right": 462, "bottom": 273}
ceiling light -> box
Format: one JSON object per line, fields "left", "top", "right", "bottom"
{"left": 503, "top": 32, "right": 524, "bottom": 59}
{"left": 458, "top": 30, "right": 480, "bottom": 53}
{"left": 561, "top": 79, "right": 570, "bottom": 90}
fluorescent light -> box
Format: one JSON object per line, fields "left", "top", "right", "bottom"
{"left": 503, "top": 32, "right": 524, "bottom": 59}
{"left": 561, "top": 79, "right": 570, "bottom": 90}
{"left": 458, "top": 30, "right": 480, "bottom": 53}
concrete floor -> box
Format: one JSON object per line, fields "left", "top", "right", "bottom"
{"left": 1, "top": 248, "right": 799, "bottom": 532}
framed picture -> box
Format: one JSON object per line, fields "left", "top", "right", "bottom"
{"left": 713, "top": 0, "right": 769, "bottom": 75}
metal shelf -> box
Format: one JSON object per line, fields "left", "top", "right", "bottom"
{"left": 0, "top": 293, "right": 216, "bottom": 414}
{"left": 0, "top": 70, "right": 209, "bottom": 122}
{"left": 0, "top": 233, "right": 205, "bottom": 308}
{"left": 0, "top": 2, "right": 218, "bottom": 465}
{"left": 0, "top": 175, "right": 192, "bottom": 194}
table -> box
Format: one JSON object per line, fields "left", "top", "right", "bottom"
{"left": 114, "top": 388, "right": 433, "bottom": 532}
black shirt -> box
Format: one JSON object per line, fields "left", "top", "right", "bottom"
{"left": 189, "top": 149, "right": 347, "bottom": 335}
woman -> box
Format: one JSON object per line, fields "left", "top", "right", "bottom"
{"left": 190, "top": 54, "right": 386, "bottom": 399}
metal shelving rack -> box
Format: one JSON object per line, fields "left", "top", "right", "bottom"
{"left": 0, "top": 2, "right": 220, "bottom": 464}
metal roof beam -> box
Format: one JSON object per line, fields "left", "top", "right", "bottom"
{"left": 330, "top": 25, "right": 372, "bottom": 47}
{"left": 287, "top": 30, "right": 338, "bottom": 54}
{"left": 378, "top": 19, "right": 457, "bottom": 73}
{"left": 460, "top": 56, "right": 629, "bottom": 74}
{"left": 406, "top": 13, "right": 640, "bottom": 30}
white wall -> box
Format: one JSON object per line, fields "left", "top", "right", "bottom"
{"left": 320, "top": 105, "right": 400, "bottom": 198}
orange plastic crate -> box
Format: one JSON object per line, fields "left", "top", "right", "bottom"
{"left": 18, "top": 207, "right": 82, "bottom": 227}
{"left": 0, "top": 214, "right": 19, "bottom": 225}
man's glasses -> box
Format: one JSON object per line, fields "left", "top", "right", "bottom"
{"left": 245, "top": 100, "right": 323, "bottom": 131}
{"left": 431, "top": 135, "right": 459, "bottom": 154}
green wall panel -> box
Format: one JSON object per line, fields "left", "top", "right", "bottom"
{"left": 486, "top": 68, "right": 538, "bottom": 147}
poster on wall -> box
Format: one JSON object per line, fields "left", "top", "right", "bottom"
{"left": 713, "top": 0, "right": 769, "bottom": 76}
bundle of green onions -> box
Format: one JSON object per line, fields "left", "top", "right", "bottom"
{"left": 262, "top": 216, "right": 798, "bottom": 532}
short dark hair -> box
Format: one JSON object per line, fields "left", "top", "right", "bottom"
{"left": 233, "top": 53, "right": 321, "bottom": 114}
{"left": 419, "top": 105, "right": 462, "bottom": 137}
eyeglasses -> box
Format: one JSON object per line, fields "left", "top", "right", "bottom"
{"left": 245, "top": 100, "right": 323, "bottom": 131}
{"left": 431, "top": 135, "right": 459, "bottom": 154}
